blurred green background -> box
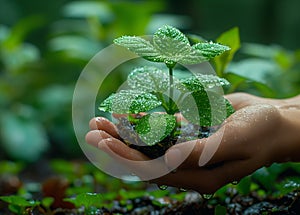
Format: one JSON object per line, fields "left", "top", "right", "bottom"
{"left": 0, "top": 0, "right": 300, "bottom": 162}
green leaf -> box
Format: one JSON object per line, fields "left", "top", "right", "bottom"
{"left": 113, "top": 36, "right": 160, "bottom": 61}
{"left": 179, "top": 91, "right": 233, "bottom": 126}
{"left": 63, "top": 1, "right": 113, "bottom": 21}
{"left": 0, "top": 111, "right": 49, "bottom": 162}
{"left": 0, "top": 161, "right": 24, "bottom": 175}
{"left": 0, "top": 196, "right": 40, "bottom": 207}
{"left": 225, "top": 99, "right": 235, "bottom": 117}
{"left": 227, "top": 59, "right": 280, "bottom": 85}
{"left": 177, "top": 74, "right": 233, "bottom": 126}
{"left": 252, "top": 167, "right": 277, "bottom": 191}
{"left": 64, "top": 193, "right": 102, "bottom": 208}
{"left": 179, "top": 74, "right": 230, "bottom": 92}
{"left": 274, "top": 177, "right": 300, "bottom": 197}
{"left": 212, "top": 27, "right": 240, "bottom": 77}
{"left": 153, "top": 25, "right": 201, "bottom": 67}
{"left": 193, "top": 42, "right": 230, "bottom": 59}
{"left": 114, "top": 25, "right": 223, "bottom": 68}
{"left": 214, "top": 205, "right": 227, "bottom": 215}
{"left": 99, "top": 90, "right": 161, "bottom": 114}
{"left": 41, "top": 197, "right": 54, "bottom": 209}
{"left": 49, "top": 35, "right": 102, "bottom": 60}
{"left": 128, "top": 66, "right": 169, "bottom": 93}
{"left": 135, "top": 113, "right": 176, "bottom": 146}
{"left": 236, "top": 176, "right": 251, "bottom": 195}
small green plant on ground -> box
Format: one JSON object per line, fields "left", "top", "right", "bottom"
{"left": 99, "top": 25, "right": 235, "bottom": 158}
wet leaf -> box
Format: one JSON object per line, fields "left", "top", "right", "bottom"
{"left": 193, "top": 42, "right": 230, "bottom": 59}
{"left": 153, "top": 25, "right": 200, "bottom": 66}
{"left": 128, "top": 66, "right": 169, "bottom": 93}
{"left": 135, "top": 113, "right": 176, "bottom": 146}
{"left": 274, "top": 177, "right": 300, "bottom": 197}
{"left": 99, "top": 90, "right": 161, "bottom": 114}
{"left": 179, "top": 74, "right": 230, "bottom": 92}
{"left": 114, "top": 36, "right": 160, "bottom": 60}
{"left": 64, "top": 193, "right": 103, "bottom": 208}
{"left": 179, "top": 91, "right": 234, "bottom": 126}
{"left": 114, "top": 25, "right": 229, "bottom": 68}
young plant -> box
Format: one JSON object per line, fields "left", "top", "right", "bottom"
{"left": 64, "top": 193, "right": 103, "bottom": 215}
{"left": 99, "top": 25, "right": 234, "bottom": 158}
{"left": 0, "top": 195, "right": 41, "bottom": 214}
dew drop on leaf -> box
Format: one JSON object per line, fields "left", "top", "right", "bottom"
{"left": 157, "top": 185, "right": 168, "bottom": 190}
{"left": 231, "top": 180, "right": 239, "bottom": 185}
{"left": 201, "top": 193, "right": 214, "bottom": 200}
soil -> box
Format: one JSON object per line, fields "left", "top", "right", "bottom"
{"left": 116, "top": 117, "right": 217, "bottom": 159}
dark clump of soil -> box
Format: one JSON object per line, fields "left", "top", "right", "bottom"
{"left": 115, "top": 117, "right": 217, "bottom": 159}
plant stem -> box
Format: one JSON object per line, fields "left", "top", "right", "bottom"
{"left": 168, "top": 66, "right": 174, "bottom": 113}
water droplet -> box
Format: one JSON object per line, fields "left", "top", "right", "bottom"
{"left": 171, "top": 168, "right": 177, "bottom": 173}
{"left": 201, "top": 193, "right": 214, "bottom": 200}
{"left": 231, "top": 180, "right": 239, "bottom": 185}
{"left": 179, "top": 188, "right": 187, "bottom": 192}
{"left": 206, "top": 84, "right": 214, "bottom": 89}
{"left": 157, "top": 185, "right": 168, "bottom": 190}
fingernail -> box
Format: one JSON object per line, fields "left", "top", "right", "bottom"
{"left": 165, "top": 148, "right": 182, "bottom": 169}
{"left": 95, "top": 117, "right": 104, "bottom": 129}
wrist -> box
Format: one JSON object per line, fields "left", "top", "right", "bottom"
{"left": 276, "top": 108, "right": 300, "bottom": 163}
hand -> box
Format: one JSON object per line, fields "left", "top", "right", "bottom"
{"left": 85, "top": 93, "right": 300, "bottom": 193}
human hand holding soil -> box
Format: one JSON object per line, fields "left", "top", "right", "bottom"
{"left": 85, "top": 93, "right": 300, "bottom": 193}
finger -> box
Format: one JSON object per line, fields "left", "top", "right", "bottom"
{"left": 98, "top": 138, "right": 171, "bottom": 181}
{"left": 85, "top": 130, "right": 112, "bottom": 148}
{"left": 165, "top": 104, "right": 280, "bottom": 170}
{"left": 99, "top": 137, "right": 149, "bottom": 161}
{"left": 89, "top": 117, "right": 119, "bottom": 138}
{"left": 165, "top": 124, "right": 245, "bottom": 170}
{"left": 86, "top": 129, "right": 150, "bottom": 161}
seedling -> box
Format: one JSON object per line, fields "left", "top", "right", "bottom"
{"left": 64, "top": 193, "right": 103, "bottom": 215}
{"left": 99, "top": 25, "right": 234, "bottom": 158}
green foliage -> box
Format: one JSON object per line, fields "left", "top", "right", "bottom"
{"left": 64, "top": 193, "right": 103, "bottom": 208}
{"left": 99, "top": 90, "right": 161, "bottom": 114}
{"left": 214, "top": 205, "right": 227, "bottom": 215}
{"left": 179, "top": 74, "right": 230, "bottom": 91}
{"left": 212, "top": 27, "right": 240, "bottom": 77}
{"left": 135, "top": 113, "right": 176, "bottom": 146}
{"left": 0, "top": 111, "right": 49, "bottom": 162}
{"left": 0, "top": 195, "right": 40, "bottom": 214}
{"left": 193, "top": 42, "right": 231, "bottom": 59}
{"left": 128, "top": 66, "right": 169, "bottom": 93}
{"left": 236, "top": 176, "right": 252, "bottom": 195}
{"left": 0, "top": 161, "right": 24, "bottom": 175}
{"left": 114, "top": 25, "right": 230, "bottom": 68}
{"left": 101, "top": 25, "right": 234, "bottom": 147}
